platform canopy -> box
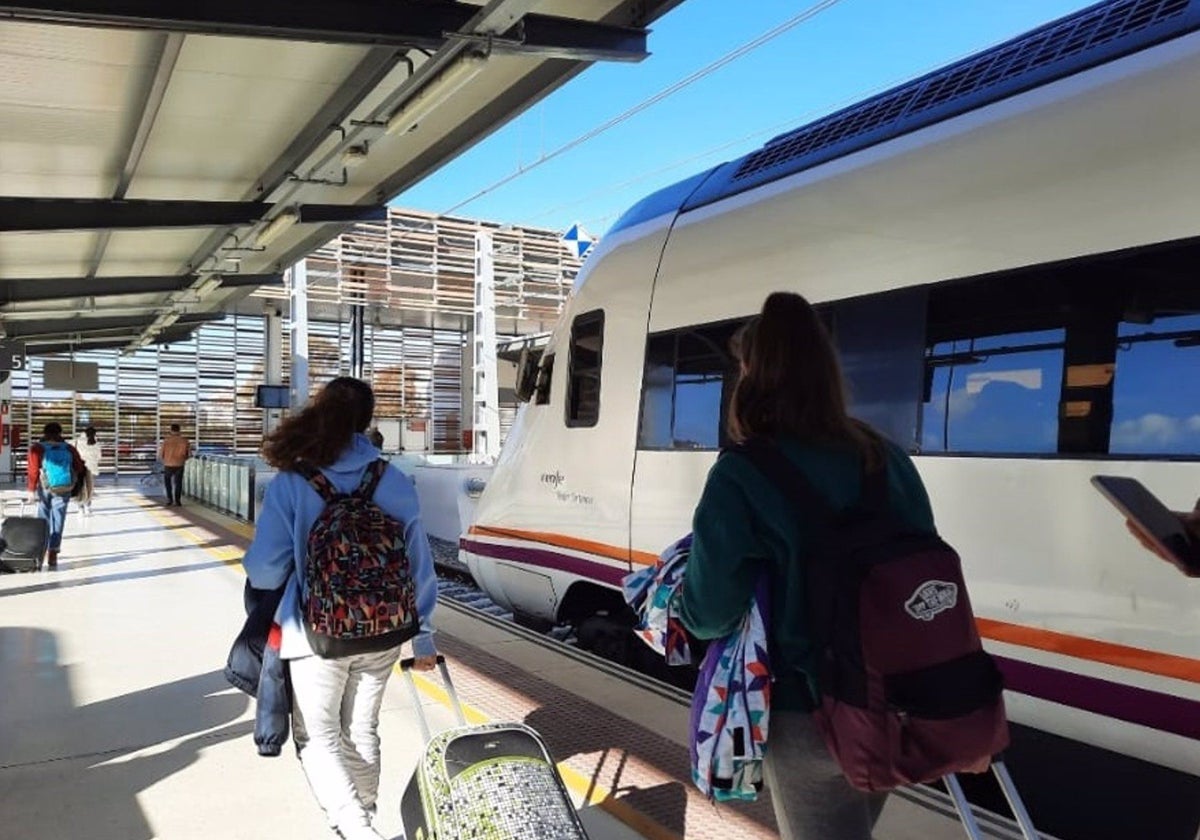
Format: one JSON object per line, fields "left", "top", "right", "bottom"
{"left": 0, "top": 0, "right": 682, "bottom": 351}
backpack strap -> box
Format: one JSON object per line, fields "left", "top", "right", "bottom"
{"left": 352, "top": 459, "right": 388, "bottom": 501}
{"left": 725, "top": 439, "right": 835, "bottom": 520}
{"left": 859, "top": 450, "right": 889, "bottom": 513}
{"left": 727, "top": 438, "right": 890, "bottom": 518}
{"left": 295, "top": 462, "right": 340, "bottom": 503}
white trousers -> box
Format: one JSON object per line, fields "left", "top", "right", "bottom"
{"left": 290, "top": 646, "right": 401, "bottom": 830}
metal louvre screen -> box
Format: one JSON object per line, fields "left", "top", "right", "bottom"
{"left": 6, "top": 210, "right": 577, "bottom": 467}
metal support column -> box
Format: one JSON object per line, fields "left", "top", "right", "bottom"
{"left": 264, "top": 306, "right": 284, "bottom": 436}
{"left": 349, "top": 303, "right": 365, "bottom": 380}
{"left": 289, "top": 261, "right": 310, "bottom": 408}
{"left": 470, "top": 231, "right": 500, "bottom": 463}
{"left": 0, "top": 374, "right": 12, "bottom": 478}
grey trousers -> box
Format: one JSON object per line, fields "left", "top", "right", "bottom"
{"left": 764, "top": 711, "right": 888, "bottom": 840}
{"left": 290, "top": 646, "right": 401, "bottom": 830}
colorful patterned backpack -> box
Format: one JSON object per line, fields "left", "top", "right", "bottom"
{"left": 298, "top": 460, "right": 419, "bottom": 658}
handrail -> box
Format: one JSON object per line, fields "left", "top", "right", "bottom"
{"left": 183, "top": 454, "right": 257, "bottom": 522}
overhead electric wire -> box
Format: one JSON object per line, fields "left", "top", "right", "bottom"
{"left": 431, "top": 0, "right": 845, "bottom": 219}
{"left": 521, "top": 30, "right": 1032, "bottom": 229}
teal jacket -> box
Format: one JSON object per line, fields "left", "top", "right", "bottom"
{"left": 679, "top": 437, "right": 935, "bottom": 711}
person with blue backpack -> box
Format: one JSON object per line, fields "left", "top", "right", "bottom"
{"left": 242, "top": 377, "right": 438, "bottom": 840}
{"left": 26, "top": 422, "right": 86, "bottom": 569}
{"left": 679, "top": 293, "right": 1007, "bottom": 840}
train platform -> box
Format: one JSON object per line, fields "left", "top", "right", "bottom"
{"left": 0, "top": 485, "right": 1030, "bottom": 840}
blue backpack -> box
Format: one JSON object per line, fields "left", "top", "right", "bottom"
{"left": 40, "top": 442, "right": 76, "bottom": 496}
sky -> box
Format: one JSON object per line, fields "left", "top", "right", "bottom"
{"left": 394, "top": 0, "right": 1095, "bottom": 238}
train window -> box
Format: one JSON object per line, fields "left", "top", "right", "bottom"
{"left": 566, "top": 311, "right": 603, "bottom": 427}
{"left": 1111, "top": 313, "right": 1200, "bottom": 456}
{"left": 637, "top": 320, "right": 742, "bottom": 450}
{"left": 922, "top": 328, "right": 1065, "bottom": 454}
{"left": 673, "top": 332, "right": 725, "bottom": 449}
{"left": 535, "top": 353, "right": 554, "bottom": 405}
{"left": 638, "top": 335, "right": 674, "bottom": 448}
{"left": 826, "top": 288, "right": 927, "bottom": 451}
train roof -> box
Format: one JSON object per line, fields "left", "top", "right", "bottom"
{"left": 608, "top": 0, "right": 1200, "bottom": 237}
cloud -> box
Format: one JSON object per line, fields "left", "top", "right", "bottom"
{"left": 965, "top": 368, "right": 1043, "bottom": 396}
{"left": 1112, "top": 413, "right": 1200, "bottom": 449}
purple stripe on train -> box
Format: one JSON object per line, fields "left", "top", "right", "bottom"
{"left": 459, "top": 538, "right": 628, "bottom": 587}
{"left": 464, "top": 538, "right": 1200, "bottom": 741}
{"left": 993, "top": 656, "right": 1200, "bottom": 741}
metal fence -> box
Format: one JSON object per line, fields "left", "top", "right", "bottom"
{"left": 183, "top": 454, "right": 257, "bottom": 522}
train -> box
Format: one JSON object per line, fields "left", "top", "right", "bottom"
{"left": 460, "top": 2, "right": 1200, "bottom": 836}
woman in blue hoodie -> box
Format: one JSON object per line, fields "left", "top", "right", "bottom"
{"left": 243, "top": 377, "right": 438, "bottom": 840}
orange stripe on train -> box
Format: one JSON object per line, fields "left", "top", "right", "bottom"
{"left": 468, "top": 525, "right": 659, "bottom": 566}
{"left": 977, "top": 618, "right": 1200, "bottom": 686}
{"left": 469, "top": 526, "right": 1200, "bottom": 683}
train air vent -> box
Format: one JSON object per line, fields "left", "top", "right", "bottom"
{"left": 732, "top": 0, "right": 1192, "bottom": 183}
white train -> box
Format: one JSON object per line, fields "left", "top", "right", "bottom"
{"left": 461, "top": 2, "right": 1200, "bottom": 835}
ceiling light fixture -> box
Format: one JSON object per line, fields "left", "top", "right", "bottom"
{"left": 386, "top": 52, "right": 488, "bottom": 137}
{"left": 152, "top": 310, "right": 181, "bottom": 331}
{"left": 256, "top": 210, "right": 299, "bottom": 248}
{"left": 194, "top": 276, "right": 222, "bottom": 297}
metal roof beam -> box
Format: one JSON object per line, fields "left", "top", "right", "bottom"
{"left": 85, "top": 33, "right": 184, "bottom": 278}
{"left": 24, "top": 323, "right": 207, "bottom": 354}
{"left": 0, "top": 199, "right": 386, "bottom": 232}
{"left": 7, "top": 311, "right": 219, "bottom": 340}
{"left": 0, "top": 272, "right": 280, "bottom": 304}
{"left": 0, "top": 1, "right": 649, "bottom": 62}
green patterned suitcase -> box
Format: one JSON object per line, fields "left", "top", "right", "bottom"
{"left": 399, "top": 657, "right": 589, "bottom": 840}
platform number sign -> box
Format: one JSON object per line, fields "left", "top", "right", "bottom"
{"left": 0, "top": 340, "right": 26, "bottom": 372}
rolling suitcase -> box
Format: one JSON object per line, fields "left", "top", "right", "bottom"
{"left": 945, "top": 759, "right": 1041, "bottom": 839}
{"left": 399, "top": 656, "right": 590, "bottom": 840}
{"left": 0, "top": 500, "right": 49, "bottom": 573}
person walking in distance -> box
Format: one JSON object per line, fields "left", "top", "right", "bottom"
{"left": 26, "top": 422, "right": 86, "bottom": 569}
{"left": 74, "top": 426, "right": 102, "bottom": 515}
{"left": 160, "top": 423, "right": 190, "bottom": 506}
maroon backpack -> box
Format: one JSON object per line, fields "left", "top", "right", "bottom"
{"left": 731, "top": 440, "right": 1008, "bottom": 792}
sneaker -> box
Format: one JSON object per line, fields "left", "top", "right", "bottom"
{"left": 335, "top": 809, "right": 385, "bottom": 840}
{"left": 334, "top": 823, "right": 385, "bottom": 840}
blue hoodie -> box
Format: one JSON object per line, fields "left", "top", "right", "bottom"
{"left": 242, "top": 433, "right": 438, "bottom": 660}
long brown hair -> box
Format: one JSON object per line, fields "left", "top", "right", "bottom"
{"left": 728, "top": 292, "right": 878, "bottom": 462}
{"left": 262, "top": 376, "right": 375, "bottom": 469}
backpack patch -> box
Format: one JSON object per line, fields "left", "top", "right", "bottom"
{"left": 300, "top": 460, "right": 419, "bottom": 657}
{"left": 40, "top": 443, "right": 76, "bottom": 495}
{"left": 904, "top": 580, "right": 959, "bottom": 621}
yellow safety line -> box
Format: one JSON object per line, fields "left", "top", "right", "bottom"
{"left": 131, "top": 493, "right": 681, "bottom": 840}
{"left": 134, "top": 496, "right": 244, "bottom": 565}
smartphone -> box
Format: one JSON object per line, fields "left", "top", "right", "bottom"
{"left": 1091, "top": 475, "right": 1200, "bottom": 572}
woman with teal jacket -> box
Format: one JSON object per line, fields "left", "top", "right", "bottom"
{"left": 680, "top": 292, "right": 936, "bottom": 840}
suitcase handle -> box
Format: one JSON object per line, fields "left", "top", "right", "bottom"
{"left": 399, "top": 655, "right": 468, "bottom": 742}
{"left": 944, "top": 757, "right": 1039, "bottom": 840}
{"left": 2, "top": 499, "right": 29, "bottom": 518}
{"left": 399, "top": 654, "right": 445, "bottom": 672}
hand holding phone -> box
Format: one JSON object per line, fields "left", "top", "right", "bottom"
{"left": 1091, "top": 476, "right": 1200, "bottom": 577}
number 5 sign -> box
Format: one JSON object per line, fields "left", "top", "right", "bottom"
{"left": 0, "top": 340, "right": 26, "bottom": 371}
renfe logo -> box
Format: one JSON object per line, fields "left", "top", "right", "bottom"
{"left": 905, "top": 580, "right": 959, "bottom": 621}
